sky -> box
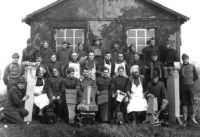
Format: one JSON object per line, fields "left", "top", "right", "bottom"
{"left": 0, "top": 0, "right": 199, "bottom": 73}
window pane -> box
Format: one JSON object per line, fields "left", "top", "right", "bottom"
{"left": 75, "top": 38, "right": 84, "bottom": 45}
{"left": 137, "top": 38, "right": 146, "bottom": 45}
{"left": 56, "top": 38, "right": 65, "bottom": 46}
{"left": 66, "top": 29, "right": 73, "bottom": 37}
{"left": 137, "top": 45, "right": 146, "bottom": 53}
{"left": 127, "top": 30, "right": 136, "bottom": 37}
{"left": 127, "top": 38, "right": 136, "bottom": 45}
{"left": 75, "top": 29, "right": 84, "bottom": 37}
{"left": 65, "top": 38, "right": 73, "bottom": 45}
{"left": 56, "top": 30, "right": 64, "bottom": 37}
{"left": 137, "top": 30, "right": 145, "bottom": 37}
{"left": 147, "top": 29, "right": 155, "bottom": 37}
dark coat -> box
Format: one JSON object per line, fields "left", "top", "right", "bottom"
{"left": 47, "top": 61, "right": 62, "bottom": 77}
{"left": 38, "top": 47, "right": 54, "bottom": 66}
{"left": 146, "top": 81, "right": 167, "bottom": 109}
{"left": 142, "top": 46, "right": 158, "bottom": 65}
{"left": 161, "top": 48, "right": 180, "bottom": 63}
{"left": 56, "top": 47, "right": 72, "bottom": 65}
{"left": 110, "top": 75, "right": 129, "bottom": 94}
{"left": 22, "top": 47, "right": 37, "bottom": 62}
{"left": 3, "top": 86, "right": 28, "bottom": 124}
{"left": 47, "top": 76, "right": 63, "bottom": 98}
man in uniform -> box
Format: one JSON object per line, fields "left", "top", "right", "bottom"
{"left": 47, "top": 54, "right": 61, "bottom": 77}
{"left": 180, "top": 53, "right": 199, "bottom": 126}
{"left": 57, "top": 41, "right": 72, "bottom": 72}
{"left": 142, "top": 38, "right": 158, "bottom": 65}
{"left": 0, "top": 76, "right": 29, "bottom": 124}
{"left": 3, "top": 53, "right": 24, "bottom": 90}
{"left": 38, "top": 41, "right": 54, "bottom": 66}
{"left": 47, "top": 68, "right": 63, "bottom": 119}
{"left": 22, "top": 38, "right": 37, "bottom": 63}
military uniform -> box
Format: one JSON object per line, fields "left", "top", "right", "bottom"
{"left": 110, "top": 75, "right": 129, "bottom": 121}
{"left": 142, "top": 46, "right": 158, "bottom": 65}
{"left": 2, "top": 86, "right": 28, "bottom": 124}
{"left": 38, "top": 47, "right": 54, "bottom": 66}
{"left": 57, "top": 47, "right": 72, "bottom": 65}
{"left": 3, "top": 62, "right": 24, "bottom": 90}
{"left": 47, "top": 76, "right": 63, "bottom": 118}
{"left": 22, "top": 47, "right": 37, "bottom": 62}
{"left": 47, "top": 61, "right": 61, "bottom": 77}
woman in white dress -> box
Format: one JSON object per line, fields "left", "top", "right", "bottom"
{"left": 126, "top": 65, "right": 148, "bottom": 124}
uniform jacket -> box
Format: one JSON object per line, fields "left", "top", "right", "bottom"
{"left": 22, "top": 47, "right": 37, "bottom": 62}
{"left": 47, "top": 76, "right": 63, "bottom": 98}
{"left": 38, "top": 47, "right": 54, "bottom": 65}
{"left": 146, "top": 81, "right": 167, "bottom": 108}
{"left": 3, "top": 62, "right": 24, "bottom": 85}
{"left": 180, "top": 63, "right": 199, "bottom": 85}
{"left": 56, "top": 47, "right": 72, "bottom": 65}
{"left": 110, "top": 75, "right": 129, "bottom": 94}
{"left": 142, "top": 46, "right": 158, "bottom": 65}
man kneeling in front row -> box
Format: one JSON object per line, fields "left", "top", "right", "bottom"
{"left": 0, "top": 76, "right": 29, "bottom": 124}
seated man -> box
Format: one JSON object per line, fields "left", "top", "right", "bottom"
{"left": 146, "top": 71, "right": 168, "bottom": 125}
{"left": 0, "top": 76, "right": 29, "bottom": 124}
{"left": 47, "top": 68, "right": 63, "bottom": 120}
{"left": 110, "top": 66, "right": 129, "bottom": 123}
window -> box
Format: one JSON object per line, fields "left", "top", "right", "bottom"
{"left": 127, "top": 29, "right": 155, "bottom": 53}
{"left": 55, "top": 29, "right": 84, "bottom": 51}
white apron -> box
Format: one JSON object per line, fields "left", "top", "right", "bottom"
{"left": 87, "top": 63, "right": 96, "bottom": 80}
{"left": 68, "top": 62, "right": 81, "bottom": 79}
{"left": 34, "top": 80, "right": 50, "bottom": 109}
{"left": 127, "top": 78, "right": 147, "bottom": 113}
{"left": 104, "top": 61, "right": 112, "bottom": 76}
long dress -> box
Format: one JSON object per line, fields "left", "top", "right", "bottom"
{"left": 127, "top": 78, "right": 147, "bottom": 113}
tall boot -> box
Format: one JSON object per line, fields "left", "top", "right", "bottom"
{"left": 182, "top": 106, "right": 188, "bottom": 122}
{"left": 188, "top": 106, "right": 199, "bottom": 124}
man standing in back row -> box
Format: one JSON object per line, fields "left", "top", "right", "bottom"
{"left": 180, "top": 53, "right": 199, "bottom": 126}
{"left": 3, "top": 53, "right": 24, "bottom": 90}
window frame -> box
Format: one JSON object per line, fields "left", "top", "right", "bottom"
{"left": 54, "top": 28, "right": 85, "bottom": 51}
{"left": 126, "top": 28, "right": 155, "bottom": 53}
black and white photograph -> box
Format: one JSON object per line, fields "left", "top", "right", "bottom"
{"left": 0, "top": 0, "right": 200, "bottom": 137}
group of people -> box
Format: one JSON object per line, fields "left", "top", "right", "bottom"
{"left": 0, "top": 37, "right": 198, "bottom": 127}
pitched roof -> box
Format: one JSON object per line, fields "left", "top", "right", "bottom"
{"left": 22, "top": 0, "right": 189, "bottom": 25}
{"left": 22, "top": 0, "right": 65, "bottom": 24}
{"left": 143, "top": 0, "right": 189, "bottom": 22}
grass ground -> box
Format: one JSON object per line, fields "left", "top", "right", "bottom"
{"left": 1, "top": 122, "right": 200, "bottom": 137}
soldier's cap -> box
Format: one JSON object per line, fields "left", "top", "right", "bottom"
{"left": 67, "top": 67, "right": 75, "bottom": 73}
{"left": 18, "top": 76, "right": 26, "bottom": 84}
{"left": 12, "top": 53, "right": 20, "bottom": 59}
{"left": 152, "top": 52, "right": 158, "bottom": 56}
